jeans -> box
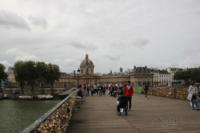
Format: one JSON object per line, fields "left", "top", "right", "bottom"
{"left": 191, "top": 98, "right": 198, "bottom": 109}
{"left": 127, "top": 96, "right": 132, "bottom": 110}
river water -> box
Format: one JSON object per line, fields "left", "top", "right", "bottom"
{"left": 0, "top": 99, "right": 60, "bottom": 133}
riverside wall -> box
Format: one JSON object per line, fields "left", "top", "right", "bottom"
{"left": 148, "top": 86, "right": 188, "bottom": 100}
{"left": 22, "top": 89, "right": 81, "bottom": 133}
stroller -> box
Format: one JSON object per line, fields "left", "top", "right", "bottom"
{"left": 116, "top": 95, "right": 128, "bottom": 116}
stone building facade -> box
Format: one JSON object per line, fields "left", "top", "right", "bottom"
{"left": 55, "top": 54, "right": 153, "bottom": 88}
{"left": 130, "top": 66, "right": 153, "bottom": 85}
{"left": 151, "top": 69, "right": 172, "bottom": 86}
{"left": 150, "top": 68, "right": 179, "bottom": 87}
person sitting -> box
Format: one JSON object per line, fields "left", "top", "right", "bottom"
{"left": 117, "top": 95, "right": 128, "bottom": 114}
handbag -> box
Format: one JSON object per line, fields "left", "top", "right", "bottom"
{"left": 187, "top": 93, "right": 193, "bottom": 101}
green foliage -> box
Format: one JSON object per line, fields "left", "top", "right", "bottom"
{"left": 14, "top": 61, "right": 26, "bottom": 93}
{"left": 14, "top": 61, "right": 37, "bottom": 94}
{"left": 174, "top": 67, "right": 200, "bottom": 82}
{"left": 45, "top": 64, "right": 61, "bottom": 94}
{"left": 36, "top": 62, "right": 47, "bottom": 81}
{"left": 24, "top": 61, "right": 37, "bottom": 93}
{"left": 14, "top": 61, "right": 60, "bottom": 94}
{"left": 36, "top": 62, "right": 48, "bottom": 92}
{"left": 0, "top": 64, "right": 7, "bottom": 81}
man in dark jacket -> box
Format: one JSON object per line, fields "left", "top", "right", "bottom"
{"left": 77, "top": 85, "right": 83, "bottom": 98}
{"left": 144, "top": 82, "right": 150, "bottom": 98}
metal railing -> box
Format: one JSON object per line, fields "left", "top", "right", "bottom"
{"left": 22, "top": 88, "right": 78, "bottom": 133}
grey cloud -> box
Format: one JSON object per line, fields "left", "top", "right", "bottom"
{"left": 131, "top": 38, "right": 150, "bottom": 48}
{"left": 68, "top": 41, "right": 96, "bottom": 51}
{"left": 29, "top": 16, "right": 48, "bottom": 28}
{"left": 105, "top": 55, "right": 120, "bottom": 61}
{"left": 0, "top": 10, "right": 30, "bottom": 30}
{"left": 111, "top": 38, "right": 149, "bottom": 49}
{"left": 0, "top": 0, "right": 200, "bottom": 73}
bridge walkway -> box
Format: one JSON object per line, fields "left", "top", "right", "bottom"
{"left": 67, "top": 94, "right": 200, "bottom": 133}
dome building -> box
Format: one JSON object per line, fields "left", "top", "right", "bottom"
{"left": 80, "top": 54, "right": 94, "bottom": 75}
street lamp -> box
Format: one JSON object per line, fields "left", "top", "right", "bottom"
{"left": 77, "top": 69, "right": 80, "bottom": 87}
{"left": 74, "top": 69, "right": 80, "bottom": 88}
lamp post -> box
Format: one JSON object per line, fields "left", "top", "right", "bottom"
{"left": 74, "top": 69, "right": 80, "bottom": 88}
{"left": 77, "top": 69, "right": 80, "bottom": 87}
{"left": 151, "top": 73, "right": 154, "bottom": 95}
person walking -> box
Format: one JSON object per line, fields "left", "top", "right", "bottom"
{"left": 77, "top": 85, "right": 83, "bottom": 98}
{"left": 124, "top": 81, "right": 135, "bottom": 111}
{"left": 144, "top": 82, "right": 150, "bottom": 99}
{"left": 188, "top": 83, "right": 199, "bottom": 110}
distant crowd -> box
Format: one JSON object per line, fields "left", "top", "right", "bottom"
{"left": 77, "top": 83, "right": 124, "bottom": 97}
{"left": 77, "top": 82, "right": 150, "bottom": 111}
{"left": 77, "top": 82, "right": 150, "bottom": 97}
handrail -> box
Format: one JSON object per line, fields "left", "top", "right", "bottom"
{"left": 22, "top": 88, "right": 78, "bottom": 133}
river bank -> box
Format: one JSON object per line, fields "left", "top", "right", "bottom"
{"left": 0, "top": 87, "right": 68, "bottom": 100}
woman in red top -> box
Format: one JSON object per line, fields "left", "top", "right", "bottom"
{"left": 124, "top": 81, "right": 135, "bottom": 110}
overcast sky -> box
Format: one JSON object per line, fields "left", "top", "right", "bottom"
{"left": 0, "top": 0, "right": 200, "bottom": 73}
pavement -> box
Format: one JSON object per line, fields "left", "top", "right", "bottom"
{"left": 67, "top": 94, "right": 200, "bottom": 133}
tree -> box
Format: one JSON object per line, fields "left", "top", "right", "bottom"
{"left": 190, "top": 68, "right": 200, "bottom": 82}
{"left": 174, "top": 70, "right": 190, "bottom": 81}
{"left": 14, "top": 61, "right": 38, "bottom": 95}
{"left": 14, "top": 60, "right": 61, "bottom": 95}
{"left": 0, "top": 64, "right": 7, "bottom": 89}
{"left": 0, "top": 64, "right": 7, "bottom": 80}
{"left": 14, "top": 61, "right": 26, "bottom": 94}
{"left": 45, "top": 64, "right": 60, "bottom": 94}
{"left": 24, "top": 61, "right": 37, "bottom": 95}
{"left": 36, "top": 62, "right": 47, "bottom": 94}
{"left": 174, "top": 67, "right": 200, "bottom": 83}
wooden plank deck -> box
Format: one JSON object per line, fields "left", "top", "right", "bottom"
{"left": 67, "top": 94, "right": 200, "bottom": 133}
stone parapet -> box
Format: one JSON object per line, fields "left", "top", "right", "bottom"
{"left": 37, "top": 97, "right": 75, "bottom": 133}
{"left": 22, "top": 88, "right": 79, "bottom": 133}
{"left": 149, "top": 87, "right": 188, "bottom": 100}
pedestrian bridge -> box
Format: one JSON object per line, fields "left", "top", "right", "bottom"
{"left": 67, "top": 94, "right": 200, "bottom": 133}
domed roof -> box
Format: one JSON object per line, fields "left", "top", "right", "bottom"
{"left": 80, "top": 54, "right": 94, "bottom": 68}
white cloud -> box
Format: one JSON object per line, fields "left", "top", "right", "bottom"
{"left": 0, "top": 60, "right": 11, "bottom": 68}
{"left": 6, "top": 48, "right": 38, "bottom": 61}
{"left": 181, "top": 57, "right": 200, "bottom": 68}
